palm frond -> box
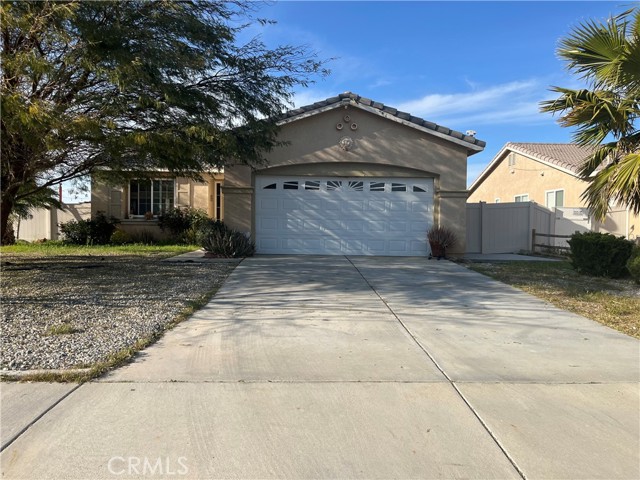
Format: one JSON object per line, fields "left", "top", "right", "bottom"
{"left": 540, "top": 87, "right": 637, "bottom": 146}
{"left": 582, "top": 153, "right": 640, "bottom": 219}
{"left": 558, "top": 8, "right": 640, "bottom": 92}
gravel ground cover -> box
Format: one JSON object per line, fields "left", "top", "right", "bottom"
{"left": 1, "top": 255, "right": 238, "bottom": 371}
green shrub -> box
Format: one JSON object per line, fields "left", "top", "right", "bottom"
{"left": 158, "top": 207, "right": 209, "bottom": 244}
{"left": 110, "top": 228, "right": 131, "bottom": 245}
{"left": 568, "top": 232, "right": 633, "bottom": 278}
{"left": 196, "top": 219, "right": 228, "bottom": 242}
{"left": 199, "top": 221, "right": 255, "bottom": 258}
{"left": 628, "top": 246, "right": 640, "bottom": 284}
{"left": 60, "top": 212, "right": 119, "bottom": 245}
{"left": 60, "top": 218, "right": 92, "bottom": 245}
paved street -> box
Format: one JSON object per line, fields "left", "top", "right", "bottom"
{"left": 2, "top": 256, "right": 638, "bottom": 479}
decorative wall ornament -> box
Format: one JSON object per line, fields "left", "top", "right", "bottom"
{"left": 350, "top": 123, "right": 358, "bottom": 131}
{"left": 343, "top": 115, "right": 351, "bottom": 122}
{"left": 336, "top": 123, "right": 344, "bottom": 130}
{"left": 338, "top": 136, "right": 354, "bottom": 151}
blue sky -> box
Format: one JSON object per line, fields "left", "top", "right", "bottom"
{"left": 65, "top": 1, "right": 629, "bottom": 202}
{"left": 250, "top": 1, "right": 629, "bottom": 186}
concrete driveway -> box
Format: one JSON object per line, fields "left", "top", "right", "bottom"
{"left": 2, "top": 256, "right": 639, "bottom": 479}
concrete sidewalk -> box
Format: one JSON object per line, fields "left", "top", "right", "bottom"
{"left": 1, "top": 256, "right": 638, "bottom": 479}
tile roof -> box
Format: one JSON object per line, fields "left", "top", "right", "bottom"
{"left": 277, "top": 91, "right": 486, "bottom": 150}
{"left": 506, "top": 143, "right": 596, "bottom": 174}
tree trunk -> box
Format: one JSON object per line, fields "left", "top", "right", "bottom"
{"left": 1, "top": 195, "right": 16, "bottom": 245}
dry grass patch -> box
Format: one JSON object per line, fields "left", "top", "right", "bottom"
{"left": 463, "top": 261, "right": 640, "bottom": 339}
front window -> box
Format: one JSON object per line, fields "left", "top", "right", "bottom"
{"left": 129, "top": 179, "right": 174, "bottom": 217}
{"left": 515, "top": 194, "right": 529, "bottom": 202}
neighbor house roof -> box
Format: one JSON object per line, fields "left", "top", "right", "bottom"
{"left": 469, "top": 142, "right": 595, "bottom": 194}
{"left": 276, "top": 91, "right": 486, "bottom": 155}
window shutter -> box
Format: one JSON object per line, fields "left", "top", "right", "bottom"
{"left": 176, "top": 178, "right": 190, "bottom": 208}
{"left": 109, "top": 188, "right": 123, "bottom": 218}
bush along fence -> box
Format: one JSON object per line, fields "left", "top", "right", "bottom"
{"left": 568, "top": 232, "right": 634, "bottom": 279}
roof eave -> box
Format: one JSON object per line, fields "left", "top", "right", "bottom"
{"left": 277, "top": 98, "right": 484, "bottom": 154}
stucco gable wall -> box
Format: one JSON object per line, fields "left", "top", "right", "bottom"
{"left": 226, "top": 107, "right": 469, "bottom": 191}
{"left": 468, "top": 152, "right": 588, "bottom": 206}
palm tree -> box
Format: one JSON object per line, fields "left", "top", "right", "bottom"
{"left": 540, "top": 8, "right": 640, "bottom": 221}
{"left": 2, "top": 184, "right": 63, "bottom": 244}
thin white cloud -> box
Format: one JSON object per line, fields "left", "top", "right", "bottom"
{"left": 395, "top": 79, "right": 554, "bottom": 128}
{"left": 290, "top": 88, "right": 337, "bottom": 109}
{"left": 369, "top": 78, "right": 392, "bottom": 89}
{"left": 397, "top": 80, "right": 538, "bottom": 117}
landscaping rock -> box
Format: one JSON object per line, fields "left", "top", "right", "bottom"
{"left": 0, "top": 256, "right": 238, "bottom": 371}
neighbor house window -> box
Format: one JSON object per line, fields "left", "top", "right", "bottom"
{"left": 545, "top": 189, "right": 564, "bottom": 208}
{"left": 514, "top": 194, "right": 529, "bottom": 202}
{"left": 129, "top": 179, "right": 175, "bottom": 217}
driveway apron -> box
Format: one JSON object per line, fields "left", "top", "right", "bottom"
{"left": 1, "top": 256, "right": 638, "bottom": 479}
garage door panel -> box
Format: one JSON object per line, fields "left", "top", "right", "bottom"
{"left": 389, "top": 221, "right": 408, "bottom": 232}
{"left": 259, "top": 217, "right": 279, "bottom": 231}
{"left": 368, "top": 221, "right": 386, "bottom": 233}
{"left": 260, "top": 198, "right": 279, "bottom": 211}
{"left": 344, "top": 220, "right": 364, "bottom": 232}
{"left": 366, "top": 240, "right": 386, "bottom": 253}
{"left": 388, "top": 240, "right": 409, "bottom": 253}
{"left": 258, "top": 237, "right": 279, "bottom": 250}
{"left": 367, "top": 200, "right": 387, "bottom": 212}
{"left": 302, "top": 220, "right": 322, "bottom": 233}
{"left": 389, "top": 201, "right": 408, "bottom": 212}
{"left": 255, "top": 176, "right": 434, "bottom": 256}
{"left": 342, "top": 200, "right": 364, "bottom": 213}
{"left": 411, "top": 201, "right": 432, "bottom": 213}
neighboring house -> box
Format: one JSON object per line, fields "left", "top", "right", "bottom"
{"left": 468, "top": 143, "right": 639, "bottom": 240}
{"left": 91, "top": 172, "right": 224, "bottom": 238}
{"left": 224, "top": 92, "right": 485, "bottom": 255}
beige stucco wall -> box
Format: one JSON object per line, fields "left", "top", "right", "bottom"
{"left": 468, "top": 152, "right": 587, "bottom": 206}
{"left": 91, "top": 173, "right": 223, "bottom": 239}
{"left": 468, "top": 151, "right": 640, "bottom": 241}
{"left": 224, "top": 105, "right": 472, "bottom": 254}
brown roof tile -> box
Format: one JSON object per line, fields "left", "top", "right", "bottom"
{"left": 507, "top": 143, "right": 596, "bottom": 174}
{"left": 278, "top": 91, "right": 486, "bottom": 150}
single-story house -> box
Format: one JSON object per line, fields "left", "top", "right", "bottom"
{"left": 223, "top": 92, "right": 485, "bottom": 255}
{"left": 468, "top": 143, "right": 639, "bottom": 240}
{"left": 92, "top": 92, "right": 485, "bottom": 254}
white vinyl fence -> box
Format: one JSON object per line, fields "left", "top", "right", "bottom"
{"left": 16, "top": 203, "right": 91, "bottom": 242}
{"left": 466, "top": 202, "right": 635, "bottom": 254}
{"left": 466, "top": 202, "right": 555, "bottom": 254}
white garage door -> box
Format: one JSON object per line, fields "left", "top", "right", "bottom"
{"left": 255, "top": 176, "right": 434, "bottom": 255}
